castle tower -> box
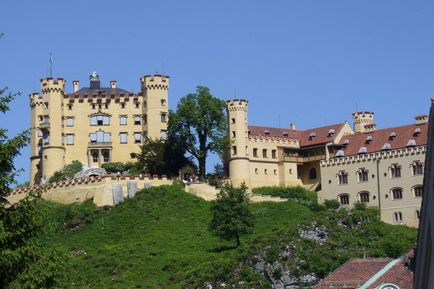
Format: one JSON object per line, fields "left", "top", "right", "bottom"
{"left": 140, "top": 74, "right": 169, "bottom": 139}
{"left": 226, "top": 99, "right": 250, "bottom": 188}
{"left": 352, "top": 111, "right": 375, "bottom": 133}
{"left": 38, "top": 77, "right": 66, "bottom": 183}
{"left": 29, "top": 92, "right": 42, "bottom": 185}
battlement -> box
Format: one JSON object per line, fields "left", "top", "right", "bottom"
{"left": 352, "top": 111, "right": 374, "bottom": 120}
{"left": 140, "top": 74, "right": 170, "bottom": 90}
{"left": 226, "top": 99, "right": 248, "bottom": 112}
{"left": 40, "top": 77, "right": 65, "bottom": 94}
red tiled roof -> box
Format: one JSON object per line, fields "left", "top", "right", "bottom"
{"left": 247, "top": 123, "right": 346, "bottom": 147}
{"left": 338, "top": 123, "right": 428, "bottom": 156}
{"left": 368, "top": 259, "right": 413, "bottom": 289}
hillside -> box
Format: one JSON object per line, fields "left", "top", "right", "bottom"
{"left": 39, "top": 185, "right": 417, "bottom": 288}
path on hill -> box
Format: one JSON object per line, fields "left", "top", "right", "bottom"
{"left": 185, "top": 183, "right": 287, "bottom": 202}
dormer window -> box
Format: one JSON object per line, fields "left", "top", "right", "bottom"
{"left": 264, "top": 130, "right": 270, "bottom": 136}
{"left": 343, "top": 139, "right": 350, "bottom": 145}
{"left": 414, "top": 128, "right": 421, "bottom": 136}
{"left": 406, "top": 139, "right": 416, "bottom": 147}
{"left": 358, "top": 146, "right": 368, "bottom": 154}
{"left": 282, "top": 131, "right": 288, "bottom": 137}
{"left": 382, "top": 143, "right": 391, "bottom": 150}
{"left": 309, "top": 132, "right": 316, "bottom": 140}
{"left": 335, "top": 149, "right": 345, "bottom": 157}
{"left": 389, "top": 132, "right": 397, "bottom": 140}
{"left": 328, "top": 129, "right": 335, "bottom": 137}
{"left": 365, "top": 135, "right": 373, "bottom": 143}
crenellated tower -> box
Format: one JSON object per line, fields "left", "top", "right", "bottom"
{"left": 140, "top": 74, "right": 169, "bottom": 139}
{"left": 36, "top": 77, "right": 66, "bottom": 183}
{"left": 352, "top": 111, "right": 375, "bottom": 133}
{"left": 226, "top": 99, "right": 250, "bottom": 188}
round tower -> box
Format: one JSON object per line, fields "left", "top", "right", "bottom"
{"left": 227, "top": 99, "right": 250, "bottom": 188}
{"left": 39, "top": 77, "right": 66, "bottom": 182}
{"left": 352, "top": 111, "right": 375, "bottom": 133}
{"left": 140, "top": 74, "right": 169, "bottom": 139}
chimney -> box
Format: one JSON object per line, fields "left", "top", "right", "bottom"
{"left": 290, "top": 123, "right": 296, "bottom": 130}
{"left": 89, "top": 71, "right": 100, "bottom": 90}
{"left": 415, "top": 115, "right": 428, "bottom": 125}
{"left": 110, "top": 80, "right": 117, "bottom": 89}
{"left": 72, "top": 80, "right": 79, "bottom": 93}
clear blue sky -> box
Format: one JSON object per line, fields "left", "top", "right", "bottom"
{"left": 1, "top": 0, "right": 434, "bottom": 185}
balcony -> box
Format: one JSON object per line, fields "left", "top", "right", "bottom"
{"left": 88, "top": 141, "right": 112, "bottom": 148}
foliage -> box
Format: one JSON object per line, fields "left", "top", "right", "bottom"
{"left": 252, "top": 185, "right": 317, "bottom": 204}
{"left": 62, "top": 199, "right": 99, "bottom": 231}
{"left": 209, "top": 183, "right": 254, "bottom": 246}
{"left": 169, "top": 86, "right": 228, "bottom": 179}
{"left": 0, "top": 64, "right": 64, "bottom": 288}
{"left": 48, "top": 160, "right": 83, "bottom": 183}
{"left": 324, "top": 199, "right": 340, "bottom": 210}
{"left": 101, "top": 162, "right": 126, "bottom": 173}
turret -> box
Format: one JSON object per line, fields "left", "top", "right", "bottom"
{"left": 140, "top": 74, "right": 169, "bottom": 139}
{"left": 352, "top": 111, "right": 375, "bottom": 133}
{"left": 226, "top": 99, "right": 250, "bottom": 188}
{"left": 38, "top": 77, "right": 66, "bottom": 182}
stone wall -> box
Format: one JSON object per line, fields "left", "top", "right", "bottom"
{"left": 8, "top": 175, "right": 172, "bottom": 207}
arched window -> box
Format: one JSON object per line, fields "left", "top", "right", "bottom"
{"left": 393, "top": 211, "right": 403, "bottom": 223}
{"left": 391, "top": 188, "right": 403, "bottom": 200}
{"left": 309, "top": 168, "right": 317, "bottom": 180}
{"left": 339, "top": 194, "right": 349, "bottom": 205}
{"left": 359, "top": 191, "right": 370, "bottom": 203}
{"left": 413, "top": 185, "right": 423, "bottom": 198}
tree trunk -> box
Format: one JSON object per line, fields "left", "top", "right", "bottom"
{"left": 198, "top": 157, "right": 206, "bottom": 180}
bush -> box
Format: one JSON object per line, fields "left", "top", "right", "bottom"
{"left": 101, "top": 162, "right": 126, "bottom": 173}
{"left": 49, "top": 160, "right": 83, "bottom": 183}
{"left": 323, "top": 199, "right": 340, "bottom": 210}
{"left": 62, "top": 199, "right": 98, "bottom": 231}
{"left": 252, "top": 186, "right": 317, "bottom": 203}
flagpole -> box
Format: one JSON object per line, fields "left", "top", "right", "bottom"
{"left": 49, "top": 52, "right": 53, "bottom": 77}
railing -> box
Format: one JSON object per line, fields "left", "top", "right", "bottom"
{"left": 88, "top": 142, "right": 112, "bottom": 148}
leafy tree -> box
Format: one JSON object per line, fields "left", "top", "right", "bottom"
{"left": 209, "top": 183, "right": 254, "bottom": 246}
{"left": 48, "top": 160, "right": 83, "bottom": 183}
{"left": 101, "top": 162, "right": 126, "bottom": 173}
{"left": 324, "top": 199, "right": 340, "bottom": 210}
{"left": 0, "top": 34, "right": 64, "bottom": 288}
{"left": 170, "top": 86, "right": 228, "bottom": 179}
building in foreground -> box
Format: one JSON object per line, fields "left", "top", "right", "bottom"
{"left": 29, "top": 72, "right": 169, "bottom": 185}
{"left": 226, "top": 99, "right": 427, "bottom": 226}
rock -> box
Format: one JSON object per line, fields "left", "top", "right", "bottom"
{"left": 112, "top": 184, "right": 123, "bottom": 205}
{"left": 127, "top": 181, "right": 138, "bottom": 198}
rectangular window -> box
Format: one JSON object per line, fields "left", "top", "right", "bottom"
{"left": 161, "top": 130, "right": 167, "bottom": 140}
{"left": 135, "top": 102, "right": 140, "bottom": 108}
{"left": 253, "top": 148, "right": 258, "bottom": 157}
{"left": 338, "top": 171, "right": 348, "bottom": 185}
{"left": 134, "top": 116, "right": 141, "bottom": 125}
{"left": 38, "top": 129, "right": 43, "bottom": 137}
{"left": 391, "top": 165, "right": 401, "bottom": 178}
{"left": 66, "top": 134, "right": 74, "bottom": 145}
{"left": 103, "top": 116, "right": 109, "bottom": 125}
{"left": 120, "top": 133, "right": 127, "bottom": 144}
{"left": 134, "top": 132, "right": 142, "bottom": 143}
{"left": 103, "top": 132, "right": 110, "bottom": 143}
{"left": 90, "top": 133, "right": 97, "bottom": 142}
{"left": 413, "top": 162, "right": 424, "bottom": 175}
{"left": 232, "top": 131, "right": 236, "bottom": 138}
{"left": 358, "top": 169, "right": 369, "bottom": 182}
{"left": 66, "top": 117, "right": 74, "bottom": 127}
{"left": 161, "top": 113, "right": 167, "bottom": 123}
{"left": 262, "top": 149, "right": 267, "bottom": 158}
{"left": 119, "top": 116, "right": 127, "bottom": 125}
{"left": 96, "top": 131, "right": 104, "bottom": 143}
{"left": 272, "top": 150, "right": 277, "bottom": 159}
{"left": 91, "top": 117, "right": 97, "bottom": 126}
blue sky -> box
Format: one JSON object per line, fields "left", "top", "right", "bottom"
{"left": 1, "top": 0, "right": 434, "bottom": 184}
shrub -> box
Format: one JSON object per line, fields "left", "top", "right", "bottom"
{"left": 252, "top": 186, "right": 317, "bottom": 203}
{"left": 62, "top": 199, "right": 98, "bottom": 231}
{"left": 101, "top": 162, "right": 126, "bottom": 173}
{"left": 49, "top": 160, "right": 83, "bottom": 183}
{"left": 323, "top": 199, "right": 340, "bottom": 210}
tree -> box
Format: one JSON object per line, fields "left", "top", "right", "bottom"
{"left": 170, "top": 86, "right": 228, "bottom": 179}
{"left": 48, "top": 160, "right": 83, "bottom": 183}
{"left": 209, "top": 183, "right": 254, "bottom": 247}
{"left": 0, "top": 33, "right": 64, "bottom": 288}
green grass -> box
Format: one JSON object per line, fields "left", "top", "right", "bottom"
{"left": 39, "top": 185, "right": 313, "bottom": 288}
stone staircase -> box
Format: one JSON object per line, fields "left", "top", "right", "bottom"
{"left": 185, "top": 183, "right": 287, "bottom": 203}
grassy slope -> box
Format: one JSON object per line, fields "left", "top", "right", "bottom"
{"left": 39, "top": 185, "right": 313, "bottom": 288}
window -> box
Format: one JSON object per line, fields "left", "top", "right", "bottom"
{"left": 134, "top": 132, "right": 142, "bottom": 143}
{"left": 134, "top": 102, "right": 140, "bottom": 109}
{"left": 102, "top": 151, "right": 110, "bottom": 163}
{"left": 90, "top": 131, "right": 110, "bottom": 143}
{"left": 161, "top": 113, "right": 167, "bottom": 123}
{"left": 43, "top": 132, "right": 49, "bottom": 144}
{"left": 66, "top": 117, "right": 74, "bottom": 127}
{"left": 272, "top": 150, "right": 277, "bottom": 159}
{"left": 274, "top": 169, "right": 277, "bottom": 175}
{"left": 120, "top": 133, "right": 127, "bottom": 144}
{"left": 67, "top": 104, "right": 73, "bottom": 110}
{"left": 98, "top": 104, "right": 102, "bottom": 110}
{"left": 92, "top": 104, "right": 96, "bottom": 109}
{"left": 231, "top": 131, "right": 236, "bottom": 138}
{"left": 161, "top": 130, "right": 167, "bottom": 140}
{"left": 121, "top": 103, "right": 125, "bottom": 109}
{"left": 90, "top": 115, "right": 109, "bottom": 126}
{"left": 231, "top": 118, "right": 235, "bottom": 124}
{"left": 253, "top": 148, "right": 258, "bottom": 157}
{"left": 393, "top": 212, "right": 403, "bottom": 223}
{"left": 262, "top": 149, "right": 267, "bottom": 158}
{"left": 255, "top": 168, "right": 258, "bottom": 174}
{"left": 144, "top": 114, "right": 148, "bottom": 124}
{"left": 338, "top": 171, "right": 348, "bottom": 185}
{"left": 44, "top": 102, "right": 49, "bottom": 109}
{"left": 105, "top": 103, "right": 109, "bottom": 109}
{"left": 161, "top": 99, "right": 166, "bottom": 106}
{"left": 38, "top": 129, "right": 43, "bottom": 137}
{"left": 412, "top": 161, "right": 424, "bottom": 176}
{"left": 264, "top": 169, "right": 268, "bottom": 175}
{"left": 413, "top": 185, "right": 423, "bottom": 197}
{"left": 309, "top": 168, "right": 317, "bottom": 180}
{"left": 134, "top": 116, "right": 141, "bottom": 125}
{"left": 390, "top": 164, "right": 401, "bottom": 178}
{"left": 392, "top": 188, "right": 403, "bottom": 200}
{"left": 232, "top": 146, "right": 237, "bottom": 155}
{"left": 339, "top": 194, "right": 349, "bottom": 205}
{"left": 92, "top": 152, "right": 98, "bottom": 163}
{"left": 359, "top": 191, "right": 370, "bottom": 203}
{"left": 358, "top": 168, "right": 369, "bottom": 182}
{"left": 66, "top": 134, "right": 74, "bottom": 145}
{"left": 119, "top": 116, "right": 127, "bottom": 125}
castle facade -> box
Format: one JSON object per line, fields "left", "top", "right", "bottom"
{"left": 227, "top": 99, "right": 427, "bottom": 227}
{"left": 29, "top": 72, "right": 169, "bottom": 185}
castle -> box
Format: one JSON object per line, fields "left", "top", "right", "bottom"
{"left": 226, "top": 99, "right": 428, "bottom": 227}
{"left": 29, "top": 72, "right": 169, "bottom": 185}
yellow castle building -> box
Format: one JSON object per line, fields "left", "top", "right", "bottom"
{"left": 29, "top": 72, "right": 169, "bottom": 185}
{"left": 226, "top": 99, "right": 428, "bottom": 227}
